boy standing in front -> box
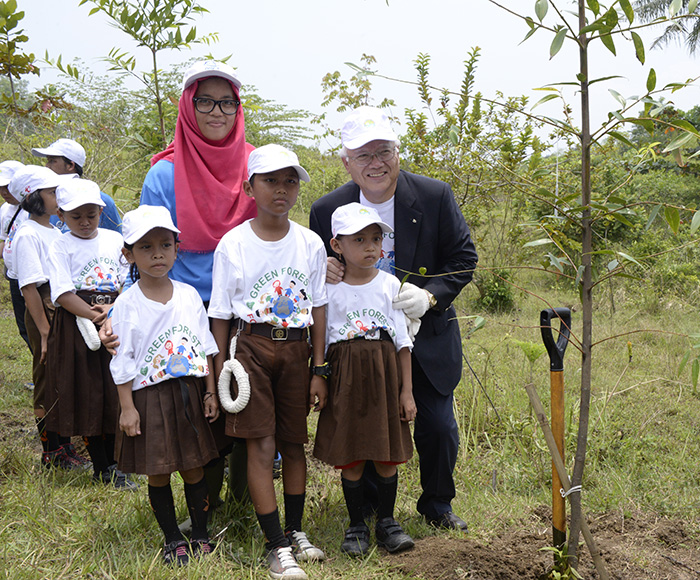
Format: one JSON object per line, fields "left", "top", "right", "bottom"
{"left": 209, "top": 144, "right": 328, "bottom": 580}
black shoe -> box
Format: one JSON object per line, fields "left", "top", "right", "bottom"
{"left": 375, "top": 517, "right": 414, "bottom": 553}
{"left": 340, "top": 523, "right": 370, "bottom": 557}
{"left": 426, "top": 511, "right": 468, "bottom": 532}
{"left": 190, "top": 538, "right": 215, "bottom": 559}
{"left": 94, "top": 464, "right": 139, "bottom": 491}
{"left": 163, "top": 539, "right": 190, "bottom": 566}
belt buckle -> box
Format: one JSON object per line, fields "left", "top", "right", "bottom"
{"left": 93, "top": 294, "right": 106, "bottom": 305}
{"left": 272, "top": 327, "right": 288, "bottom": 341}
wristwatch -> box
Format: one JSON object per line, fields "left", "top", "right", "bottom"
{"left": 312, "top": 362, "right": 332, "bottom": 379}
{"left": 426, "top": 290, "right": 437, "bottom": 309}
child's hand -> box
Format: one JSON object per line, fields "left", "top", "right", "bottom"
{"left": 39, "top": 331, "right": 49, "bottom": 364}
{"left": 310, "top": 376, "right": 328, "bottom": 411}
{"left": 400, "top": 391, "right": 417, "bottom": 422}
{"left": 119, "top": 408, "right": 141, "bottom": 437}
{"left": 90, "top": 304, "right": 109, "bottom": 326}
{"left": 99, "top": 318, "right": 120, "bottom": 355}
{"left": 204, "top": 392, "right": 219, "bottom": 422}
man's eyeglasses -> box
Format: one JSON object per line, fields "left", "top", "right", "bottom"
{"left": 347, "top": 147, "right": 397, "bottom": 167}
{"left": 193, "top": 97, "right": 240, "bottom": 115}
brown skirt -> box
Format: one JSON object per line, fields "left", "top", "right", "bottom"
{"left": 116, "top": 377, "right": 219, "bottom": 475}
{"left": 24, "top": 283, "right": 55, "bottom": 411}
{"left": 44, "top": 307, "right": 119, "bottom": 436}
{"left": 313, "top": 339, "right": 413, "bottom": 467}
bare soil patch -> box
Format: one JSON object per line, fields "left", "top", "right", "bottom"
{"left": 387, "top": 508, "right": 700, "bottom": 579}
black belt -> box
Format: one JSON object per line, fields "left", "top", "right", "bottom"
{"left": 245, "top": 323, "right": 308, "bottom": 341}
{"left": 353, "top": 328, "right": 392, "bottom": 341}
{"left": 77, "top": 291, "right": 118, "bottom": 305}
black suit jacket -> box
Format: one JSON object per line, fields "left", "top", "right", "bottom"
{"left": 309, "top": 170, "right": 478, "bottom": 395}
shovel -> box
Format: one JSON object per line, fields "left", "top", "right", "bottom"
{"left": 540, "top": 307, "right": 571, "bottom": 553}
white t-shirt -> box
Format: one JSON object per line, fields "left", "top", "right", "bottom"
{"left": 48, "top": 229, "right": 128, "bottom": 304}
{"left": 208, "top": 220, "right": 328, "bottom": 328}
{"left": 110, "top": 280, "right": 218, "bottom": 392}
{"left": 1, "top": 205, "right": 29, "bottom": 279}
{"left": 13, "top": 220, "right": 62, "bottom": 290}
{"left": 326, "top": 270, "right": 412, "bottom": 353}
{"left": 359, "top": 192, "right": 396, "bottom": 275}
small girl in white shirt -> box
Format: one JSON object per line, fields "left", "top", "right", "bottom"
{"left": 46, "top": 179, "right": 134, "bottom": 488}
{"left": 10, "top": 165, "right": 65, "bottom": 467}
{"left": 110, "top": 205, "right": 220, "bottom": 567}
{"left": 313, "top": 203, "right": 417, "bottom": 557}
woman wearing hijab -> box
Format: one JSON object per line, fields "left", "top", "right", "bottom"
{"left": 141, "top": 60, "right": 256, "bottom": 303}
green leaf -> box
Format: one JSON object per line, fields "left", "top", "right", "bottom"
{"left": 608, "top": 89, "right": 626, "bottom": 107}
{"left": 616, "top": 251, "right": 642, "bottom": 267}
{"left": 670, "top": 0, "right": 683, "bottom": 17}
{"left": 631, "top": 31, "right": 645, "bottom": 64}
{"left": 535, "top": 0, "right": 548, "bottom": 22}
{"left": 611, "top": 212, "right": 633, "bottom": 227}
{"left": 587, "top": 0, "right": 600, "bottom": 15}
{"left": 546, "top": 252, "right": 564, "bottom": 273}
{"left": 692, "top": 358, "right": 699, "bottom": 389}
{"left": 691, "top": 210, "right": 700, "bottom": 235}
{"left": 532, "top": 93, "right": 559, "bottom": 109}
{"left": 665, "top": 206, "right": 681, "bottom": 234}
{"left": 550, "top": 27, "right": 567, "bottom": 59}
{"left": 607, "top": 259, "right": 619, "bottom": 272}
{"left": 672, "top": 119, "right": 700, "bottom": 136}
{"left": 575, "top": 265, "right": 585, "bottom": 287}
{"left": 523, "top": 238, "right": 554, "bottom": 247}
{"left": 588, "top": 75, "right": 623, "bottom": 86}
{"left": 690, "top": 0, "right": 699, "bottom": 13}
{"left": 663, "top": 131, "right": 696, "bottom": 152}
{"left": 600, "top": 32, "right": 617, "bottom": 55}
{"left": 620, "top": 0, "right": 634, "bottom": 21}
{"left": 646, "top": 68, "right": 656, "bottom": 92}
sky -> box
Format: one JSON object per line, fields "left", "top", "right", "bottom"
{"left": 19, "top": 0, "right": 700, "bottom": 147}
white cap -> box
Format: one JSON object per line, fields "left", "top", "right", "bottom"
{"left": 341, "top": 106, "right": 398, "bottom": 150}
{"left": 31, "top": 138, "right": 86, "bottom": 168}
{"left": 183, "top": 60, "right": 241, "bottom": 91}
{"left": 122, "top": 205, "right": 180, "bottom": 245}
{"left": 56, "top": 179, "right": 105, "bottom": 212}
{"left": 8, "top": 165, "right": 63, "bottom": 203}
{"left": 247, "top": 144, "right": 310, "bottom": 182}
{"left": 0, "top": 160, "right": 24, "bottom": 187}
{"left": 331, "top": 202, "right": 393, "bottom": 238}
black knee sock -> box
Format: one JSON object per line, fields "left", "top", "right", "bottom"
{"left": 35, "top": 417, "right": 61, "bottom": 452}
{"left": 184, "top": 477, "right": 210, "bottom": 541}
{"left": 103, "top": 433, "right": 116, "bottom": 465}
{"left": 149, "top": 483, "right": 184, "bottom": 545}
{"left": 376, "top": 472, "right": 398, "bottom": 520}
{"left": 84, "top": 435, "right": 110, "bottom": 475}
{"left": 283, "top": 492, "right": 305, "bottom": 533}
{"left": 58, "top": 434, "right": 70, "bottom": 446}
{"left": 341, "top": 477, "right": 366, "bottom": 527}
{"left": 256, "top": 508, "right": 289, "bottom": 551}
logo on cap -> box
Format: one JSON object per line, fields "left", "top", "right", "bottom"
{"left": 364, "top": 120, "right": 376, "bottom": 128}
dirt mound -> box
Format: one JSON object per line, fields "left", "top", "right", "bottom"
{"left": 387, "top": 509, "right": 700, "bottom": 579}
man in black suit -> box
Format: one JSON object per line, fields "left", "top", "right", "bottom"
{"left": 309, "top": 106, "right": 478, "bottom": 531}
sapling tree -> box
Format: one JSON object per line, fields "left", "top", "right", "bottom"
{"left": 70, "top": 0, "right": 218, "bottom": 148}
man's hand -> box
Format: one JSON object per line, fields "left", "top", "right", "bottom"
{"left": 326, "top": 257, "right": 345, "bottom": 285}
{"left": 393, "top": 282, "right": 430, "bottom": 319}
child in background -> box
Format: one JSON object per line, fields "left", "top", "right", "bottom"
{"left": 110, "top": 205, "right": 220, "bottom": 566}
{"left": 46, "top": 179, "right": 135, "bottom": 488}
{"left": 313, "top": 202, "right": 417, "bottom": 556}
{"left": 209, "top": 144, "right": 327, "bottom": 580}
{"left": 10, "top": 165, "right": 68, "bottom": 467}
{"left": 0, "top": 160, "right": 30, "bottom": 349}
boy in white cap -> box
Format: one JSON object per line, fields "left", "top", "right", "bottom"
{"left": 32, "top": 138, "right": 122, "bottom": 233}
{"left": 209, "top": 144, "right": 327, "bottom": 580}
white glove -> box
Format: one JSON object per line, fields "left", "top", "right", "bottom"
{"left": 405, "top": 314, "right": 422, "bottom": 342}
{"left": 393, "top": 282, "right": 431, "bottom": 320}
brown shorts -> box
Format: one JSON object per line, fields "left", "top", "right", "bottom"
{"left": 224, "top": 329, "right": 311, "bottom": 444}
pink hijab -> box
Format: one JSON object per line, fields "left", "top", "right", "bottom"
{"left": 151, "top": 80, "right": 256, "bottom": 252}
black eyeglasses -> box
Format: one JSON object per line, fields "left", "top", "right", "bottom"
{"left": 192, "top": 97, "right": 240, "bottom": 115}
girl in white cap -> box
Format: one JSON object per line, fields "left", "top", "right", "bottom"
{"left": 45, "top": 178, "right": 135, "bottom": 489}
{"left": 9, "top": 165, "right": 66, "bottom": 468}
{"left": 109, "top": 205, "right": 220, "bottom": 566}
{"left": 313, "top": 202, "right": 417, "bottom": 557}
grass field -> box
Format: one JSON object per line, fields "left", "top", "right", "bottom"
{"left": 2, "top": 266, "right": 700, "bottom": 579}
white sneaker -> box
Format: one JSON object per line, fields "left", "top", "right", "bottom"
{"left": 267, "top": 546, "right": 307, "bottom": 580}
{"left": 286, "top": 530, "right": 326, "bottom": 561}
